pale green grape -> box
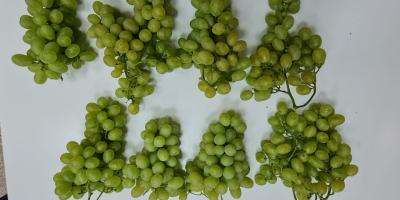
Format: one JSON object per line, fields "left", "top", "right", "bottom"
{"left": 189, "top": 172, "right": 203, "bottom": 186}
{"left": 12, "top": 54, "right": 34, "bottom": 66}
{"left": 330, "top": 180, "right": 345, "bottom": 193}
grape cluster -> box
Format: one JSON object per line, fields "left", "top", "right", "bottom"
{"left": 12, "top": 0, "right": 97, "bottom": 84}
{"left": 268, "top": 0, "right": 302, "bottom": 14}
{"left": 184, "top": 112, "right": 254, "bottom": 199}
{"left": 53, "top": 97, "right": 127, "bottom": 200}
{"left": 255, "top": 102, "right": 358, "bottom": 200}
{"left": 241, "top": 0, "right": 326, "bottom": 107}
{"left": 87, "top": 0, "right": 182, "bottom": 115}
{"left": 125, "top": 117, "right": 186, "bottom": 199}
{"left": 178, "top": 0, "right": 249, "bottom": 99}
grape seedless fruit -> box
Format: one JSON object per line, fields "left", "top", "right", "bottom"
{"left": 125, "top": 117, "right": 186, "bottom": 199}
{"left": 255, "top": 102, "right": 358, "bottom": 200}
{"left": 53, "top": 97, "right": 127, "bottom": 200}
{"left": 183, "top": 111, "right": 254, "bottom": 199}
{"left": 241, "top": 0, "right": 325, "bottom": 109}
{"left": 180, "top": 0, "right": 250, "bottom": 99}
{"left": 87, "top": 0, "right": 181, "bottom": 115}
{"left": 12, "top": 0, "right": 97, "bottom": 84}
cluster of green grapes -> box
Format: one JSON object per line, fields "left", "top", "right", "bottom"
{"left": 178, "top": 0, "right": 249, "bottom": 98}
{"left": 241, "top": 0, "right": 326, "bottom": 107}
{"left": 268, "top": 0, "right": 301, "bottom": 14}
{"left": 126, "top": 117, "right": 187, "bottom": 199}
{"left": 53, "top": 97, "right": 128, "bottom": 200}
{"left": 12, "top": 0, "right": 97, "bottom": 84}
{"left": 184, "top": 112, "right": 254, "bottom": 199}
{"left": 87, "top": 0, "right": 181, "bottom": 115}
{"left": 255, "top": 102, "right": 358, "bottom": 200}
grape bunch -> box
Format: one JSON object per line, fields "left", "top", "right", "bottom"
{"left": 184, "top": 112, "right": 254, "bottom": 199}
{"left": 268, "top": 0, "right": 302, "bottom": 14}
{"left": 241, "top": 0, "right": 326, "bottom": 108}
{"left": 53, "top": 97, "right": 128, "bottom": 200}
{"left": 255, "top": 102, "right": 358, "bottom": 200}
{"left": 125, "top": 117, "right": 186, "bottom": 200}
{"left": 12, "top": 0, "right": 97, "bottom": 84}
{"left": 179, "top": 0, "right": 250, "bottom": 99}
{"left": 87, "top": 1, "right": 181, "bottom": 115}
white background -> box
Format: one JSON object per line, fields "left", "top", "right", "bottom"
{"left": 0, "top": 0, "right": 399, "bottom": 200}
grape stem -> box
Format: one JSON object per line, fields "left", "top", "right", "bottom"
{"left": 315, "top": 186, "right": 334, "bottom": 200}
{"left": 189, "top": 191, "right": 204, "bottom": 196}
{"left": 323, "top": 187, "right": 334, "bottom": 200}
{"left": 87, "top": 182, "right": 92, "bottom": 200}
{"left": 96, "top": 189, "right": 104, "bottom": 200}
{"left": 292, "top": 187, "right": 299, "bottom": 200}
{"left": 283, "top": 70, "right": 318, "bottom": 110}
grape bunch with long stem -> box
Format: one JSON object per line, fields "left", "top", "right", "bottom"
{"left": 255, "top": 102, "right": 358, "bottom": 200}
{"left": 53, "top": 97, "right": 128, "bottom": 200}
{"left": 178, "top": 0, "right": 250, "bottom": 99}
{"left": 12, "top": 0, "right": 97, "bottom": 84}
{"left": 87, "top": 0, "right": 181, "bottom": 116}
{"left": 241, "top": 0, "right": 326, "bottom": 109}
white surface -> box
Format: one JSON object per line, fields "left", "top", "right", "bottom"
{"left": 0, "top": 0, "right": 399, "bottom": 199}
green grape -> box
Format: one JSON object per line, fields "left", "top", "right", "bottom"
{"left": 151, "top": 174, "right": 163, "bottom": 188}
{"left": 337, "top": 144, "right": 351, "bottom": 157}
{"left": 230, "top": 187, "right": 242, "bottom": 199}
{"left": 60, "top": 0, "right": 77, "bottom": 9}
{"left": 304, "top": 126, "right": 317, "bottom": 137}
{"left": 232, "top": 40, "right": 247, "bottom": 52}
{"left": 283, "top": 15, "right": 295, "bottom": 29}
{"left": 275, "top": 25, "right": 287, "bottom": 39}
{"left": 256, "top": 152, "right": 267, "bottom": 163}
{"left": 255, "top": 174, "right": 267, "bottom": 185}
{"left": 316, "top": 119, "right": 329, "bottom": 131}
{"left": 157, "top": 148, "right": 170, "bottom": 161}
{"left": 12, "top": 54, "right": 34, "bottom": 66}
{"left": 297, "top": 85, "right": 311, "bottom": 95}
{"left": 343, "top": 165, "right": 359, "bottom": 176}
{"left": 65, "top": 44, "right": 80, "bottom": 58}
{"left": 331, "top": 179, "right": 345, "bottom": 192}
{"left": 328, "top": 114, "right": 345, "bottom": 127}
{"left": 272, "top": 38, "right": 285, "bottom": 51}
{"left": 189, "top": 172, "right": 203, "bottom": 186}
{"left": 309, "top": 35, "right": 322, "bottom": 49}
{"left": 152, "top": 162, "right": 166, "bottom": 174}
{"left": 286, "top": 112, "right": 299, "bottom": 126}
{"left": 271, "top": 134, "right": 286, "bottom": 145}
{"left": 154, "top": 136, "right": 166, "bottom": 147}
{"left": 312, "top": 48, "right": 327, "bottom": 64}
{"left": 122, "top": 178, "right": 136, "bottom": 189}
{"left": 299, "top": 27, "right": 312, "bottom": 40}
{"left": 131, "top": 185, "right": 145, "bottom": 198}
{"left": 276, "top": 143, "right": 291, "bottom": 154}
{"left": 80, "top": 52, "right": 97, "bottom": 61}
{"left": 277, "top": 102, "right": 288, "bottom": 114}
{"left": 136, "top": 155, "right": 150, "bottom": 169}
{"left": 316, "top": 132, "right": 329, "bottom": 143}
